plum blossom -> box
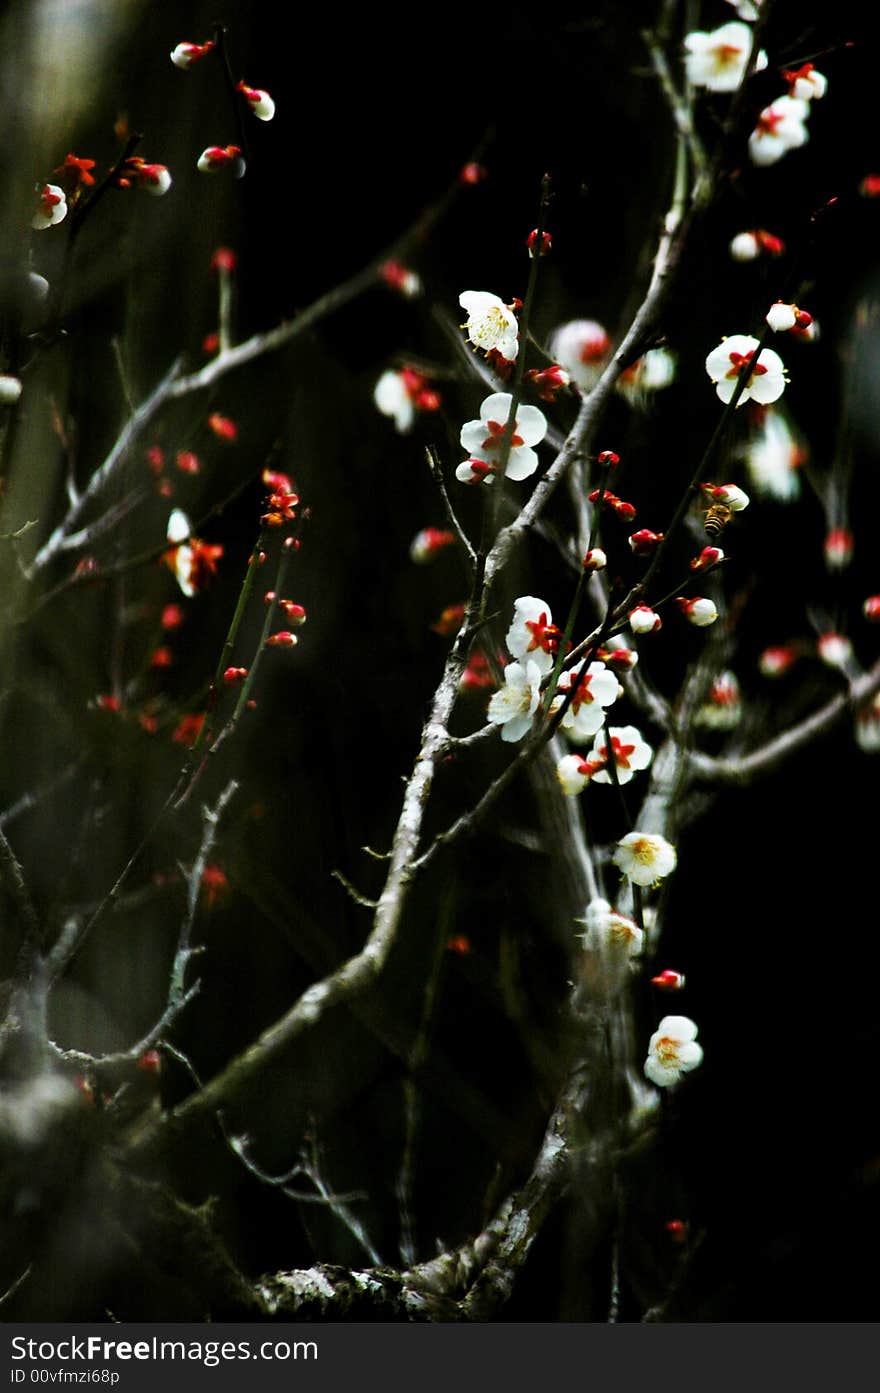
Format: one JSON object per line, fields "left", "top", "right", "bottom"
{"left": 170, "top": 40, "right": 214, "bottom": 68}
{"left": 556, "top": 753, "right": 602, "bottom": 797}
{"left": 705, "top": 335, "right": 786, "bottom": 406}
{"left": 613, "top": 831, "right": 677, "bottom": 886}
{"left": 506, "top": 596, "right": 561, "bottom": 677}
{"left": 409, "top": 528, "right": 455, "bottom": 564}
{"left": 374, "top": 366, "right": 439, "bottom": 433}
{"left": 744, "top": 408, "right": 802, "bottom": 502}
{"left": 32, "top": 183, "right": 67, "bottom": 230}
{"left": 824, "top": 527, "right": 854, "bottom": 572}
{"left": 766, "top": 302, "right": 812, "bottom": 334}
{"left": 784, "top": 63, "right": 827, "bottom": 102}
{"left": 553, "top": 660, "right": 620, "bottom": 741}
{"left": 684, "top": 22, "right": 767, "bottom": 93}
{"left": 817, "top": 632, "right": 853, "bottom": 671}
{"left": 577, "top": 897, "right": 644, "bottom": 958}
{"left": 0, "top": 375, "right": 22, "bottom": 405}
{"left": 237, "top": 82, "right": 275, "bottom": 120}
{"left": 164, "top": 510, "right": 223, "bottom": 597}
{"left": 694, "top": 670, "right": 743, "bottom": 729}
{"left": 676, "top": 596, "right": 718, "bottom": 627}
{"left": 459, "top": 291, "right": 519, "bottom": 361}
{"left": 729, "top": 229, "right": 785, "bottom": 261}
{"left": 748, "top": 97, "right": 810, "bottom": 167}
{"left": 547, "top": 319, "right": 611, "bottom": 390}
{"left": 486, "top": 660, "right": 543, "bottom": 742}
{"left": 644, "top": 1016, "right": 703, "bottom": 1087}
{"left": 629, "top": 605, "right": 661, "bottom": 635}
{"left": 723, "top": 0, "right": 760, "bottom": 17}
{"left": 457, "top": 392, "right": 547, "bottom": 484}
{"left": 616, "top": 347, "right": 677, "bottom": 404}
{"left": 759, "top": 644, "right": 799, "bottom": 678}
{"left": 589, "top": 725, "right": 653, "bottom": 785}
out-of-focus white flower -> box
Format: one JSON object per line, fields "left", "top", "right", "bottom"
{"left": 616, "top": 347, "right": 677, "bottom": 404}
{"left": 486, "top": 660, "right": 543, "bottom": 742}
{"left": 856, "top": 693, "right": 880, "bottom": 752}
{"left": 459, "top": 291, "right": 519, "bottom": 361}
{"left": 506, "top": 596, "right": 561, "bottom": 677}
{"left": 578, "top": 897, "right": 644, "bottom": 957}
{"left": 723, "top": 0, "right": 760, "bottom": 17}
{"left": 817, "top": 632, "right": 853, "bottom": 671}
{"left": 705, "top": 335, "right": 786, "bottom": 406}
{"left": 862, "top": 596, "right": 880, "bottom": 623}
{"left": 824, "top": 527, "right": 854, "bottom": 572}
{"left": 759, "top": 644, "right": 799, "bottom": 678}
{"left": 589, "top": 725, "right": 653, "bottom": 785}
{"left": 613, "top": 831, "right": 677, "bottom": 886}
{"left": 684, "top": 22, "right": 767, "bottom": 92}
{"left": 32, "top": 183, "right": 67, "bottom": 230}
{"left": 458, "top": 392, "right": 547, "bottom": 483}
{"left": 554, "top": 660, "right": 620, "bottom": 741}
{"left": 676, "top": 596, "right": 718, "bottom": 627}
{"left": 547, "top": 319, "right": 611, "bottom": 391}
{"left": 409, "top": 528, "right": 455, "bottom": 564}
{"left": 784, "top": 63, "right": 827, "bottom": 102}
{"left": 629, "top": 605, "right": 662, "bottom": 635}
{"left": 744, "top": 408, "right": 802, "bottom": 502}
{"left": 729, "top": 228, "right": 785, "bottom": 261}
{"left": 374, "top": 366, "right": 439, "bottom": 433}
{"left": 748, "top": 96, "right": 810, "bottom": 167}
{"left": 644, "top": 1016, "right": 703, "bottom": 1087}
{"left": 694, "top": 670, "right": 743, "bottom": 729}
{"left": 0, "top": 375, "right": 22, "bottom": 405}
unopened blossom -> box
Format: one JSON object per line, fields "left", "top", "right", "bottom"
{"left": 0, "top": 375, "right": 22, "bottom": 405}
{"left": 589, "top": 725, "right": 653, "bottom": 785}
{"left": 208, "top": 412, "right": 237, "bottom": 441}
{"left": 598, "top": 646, "right": 638, "bottom": 671}
{"left": 526, "top": 228, "right": 552, "bottom": 258}
{"left": 588, "top": 488, "right": 636, "bottom": 521}
{"left": 374, "top": 366, "right": 440, "bottom": 433}
{"left": 459, "top": 161, "right": 487, "bottom": 185}
{"left": 237, "top": 81, "right": 275, "bottom": 120}
{"left": 523, "top": 365, "right": 570, "bottom": 401}
{"left": 460, "top": 651, "right": 496, "bottom": 692}
{"left": 863, "top": 596, "right": 880, "bottom": 623}
{"left": 197, "top": 145, "right": 242, "bottom": 174}
{"left": 644, "top": 1016, "right": 703, "bottom": 1087}
{"left": 706, "top": 335, "right": 786, "bottom": 406}
{"left": 824, "top": 527, "right": 854, "bottom": 572}
{"left": 694, "top": 670, "right": 743, "bottom": 729}
{"left": 432, "top": 602, "right": 465, "bottom": 636}
{"left": 32, "top": 183, "right": 67, "bottom": 230}
{"left": 784, "top": 63, "right": 827, "bottom": 102}
{"left": 554, "top": 660, "right": 620, "bottom": 741}
{"left": 583, "top": 548, "right": 607, "bottom": 571}
{"left": 548, "top": 319, "right": 611, "bottom": 391}
{"left": 616, "top": 347, "right": 677, "bottom": 404}
{"left": 614, "top": 832, "right": 677, "bottom": 887}
{"left": 684, "top": 22, "right": 767, "bottom": 92}
{"left": 409, "top": 527, "right": 456, "bottom": 563}
{"left": 578, "top": 897, "right": 644, "bottom": 958}
{"left": 723, "top": 0, "right": 760, "bottom": 18}
{"left": 505, "top": 596, "right": 561, "bottom": 677}
{"left": 766, "top": 302, "right": 812, "bottom": 334}
{"left": 729, "top": 228, "right": 786, "bottom": 261}
{"left": 629, "top": 605, "right": 661, "bottom": 635}
{"left": 54, "top": 153, "right": 96, "bottom": 189}
{"left": 817, "top": 632, "right": 853, "bottom": 671}
{"left": 135, "top": 162, "right": 172, "bottom": 195}
{"left": 652, "top": 969, "right": 686, "bottom": 991}
{"left": 486, "top": 660, "right": 543, "bottom": 743}
{"left": 458, "top": 392, "right": 547, "bottom": 483}
{"left": 744, "top": 408, "right": 802, "bottom": 502}
{"left": 459, "top": 291, "right": 519, "bottom": 361}
{"left": 860, "top": 175, "right": 880, "bottom": 199}
{"left": 748, "top": 96, "right": 810, "bottom": 167}
{"left": 556, "top": 752, "right": 602, "bottom": 797}
{"left": 759, "top": 644, "right": 799, "bottom": 678}
{"left": 705, "top": 482, "right": 750, "bottom": 512}
{"left": 676, "top": 596, "right": 718, "bottom": 627}
{"left": 629, "top": 529, "right": 663, "bottom": 556}
{"left": 380, "top": 260, "right": 421, "bottom": 298}
{"left": 170, "top": 40, "right": 215, "bottom": 68}
{"left": 690, "top": 545, "right": 724, "bottom": 572}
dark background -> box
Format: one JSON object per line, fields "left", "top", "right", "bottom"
{"left": 1, "top": 0, "right": 879, "bottom": 1321}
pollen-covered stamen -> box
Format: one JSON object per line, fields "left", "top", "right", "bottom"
{"left": 482, "top": 418, "right": 524, "bottom": 451}
{"left": 653, "top": 1035, "right": 682, "bottom": 1065}
{"left": 465, "top": 306, "right": 514, "bottom": 351}
{"left": 726, "top": 350, "right": 767, "bottom": 381}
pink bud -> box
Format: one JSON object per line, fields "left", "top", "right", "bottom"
{"left": 208, "top": 412, "right": 237, "bottom": 442}
{"left": 690, "top": 545, "right": 724, "bottom": 572}
{"left": 380, "top": 260, "right": 421, "bottom": 298}
{"left": 860, "top": 174, "right": 880, "bottom": 198}
{"left": 211, "top": 247, "right": 237, "bottom": 273}
{"left": 600, "top": 647, "right": 639, "bottom": 670}
{"left": 652, "top": 969, "right": 686, "bottom": 991}
{"left": 824, "top": 527, "right": 854, "bottom": 571}
{"left": 223, "top": 666, "right": 248, "bottom": 684}
{"left": 759, "top": 644, "right": 798, "bottom": 678}
{"left": 197, "top": 145, "right": 243, "bottom": 174}
{"left": 410, "top": 527, "right": 456, "bottom": 564}
{"left": 628, "top": 528, "right": 663, "bottom": 556}
{"left": 459, "top": 162, "right": 487, "bottom": 185}
{"left": 265, "top": 631, "right": 298, "bottom": 648}
{"left": 597, "top": 450, "right": 620, "bottom": 468}
{"left": 526, "top": 228, "right": 552, "bottom": 258}
{"left": 863, "top": 596, "right": 880, "bottom": 622}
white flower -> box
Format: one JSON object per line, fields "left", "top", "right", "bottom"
{"left": 613, "top": 831, "right": 677, "bottom": 886}
{"left": 817, "top": 632, "right": 853, "bottom": 671}
{"left": 556, "top": 753, "right": 597, "bottom": 797}
{"left": 684, "top": 22, "right": 767, "bottom": 93}
{"left": 486, "top": 660, "right": 543, "bottom": 742}
{"left": 241, "top": 86, "right": 275, "bottom": 120}
{"left": 0, "top": 375, "right": 22, "bottom": 405}
{"left": 723, "top": 0, "right": 760, "bottom": 18}
{"left": 677, "top": 596, "right": 718, "bottom": 627}
{"left": 744, "top": 408, "right": 802, "bottom": 502}
{"left": 616, "top": 346, "right": 677, "bottom": 404}
{"left": 506, "top": 596, "right": 560, "bottom": 677}
{"left": 459, "top": 392, "right": 547, "bottom": 483}
{"left": 547, "top": 319, "right": 611, "bottom": 390}
{"left": 554, "top": 660, "right": 620, "bottom": 741}
{"left": 766, "top": 302, "right": 798, "bottom": 333}
{"left": 578, "top": 897, "right": 644, "bottom": 957}
{"left": 459, "top": 291, "right": 519, "bottom": 361}
{"left": 729, "top": 231, "right": 760, "bottom": 262}
{"left": 629, "top": 604, "right": 661, "bottom": 635}
{"left": 644, "top": 1016, "right": 703, "bottom": 1087}
{"left": 166, "top": 508, "right": 191, "bottom": 545}
{"left": 709, "top": 483, "right": 750, "bottom": 511}
{"left": 786, "top": 65, "right": 827, "bottom": 102}
{"left": 32, "top": 183, "right": 67, "bottom": 230}
{"left": 748, "top": 96, "right": 810, "bottom": 167}
{"left": 374, "top": 368, "right": 415, "bottom": 433}
{"left": 589, "top": 725, "right": 653, "bottom": 785}
{"left": 705, "top": 334, "right": 786, "bottom": 406}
